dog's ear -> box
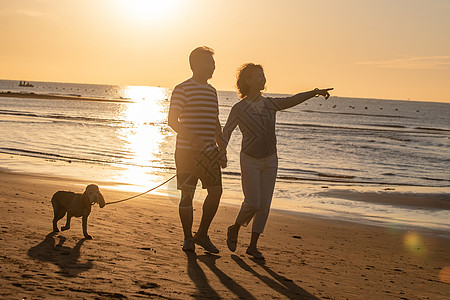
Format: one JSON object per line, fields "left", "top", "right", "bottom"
{"left": 81, "top": 189, "right": 89, "bottom": 202}
{"left": 98, "top": 191, "right": 106, "bottom": 208}
{"left": 82, "top": 185, "right": 91, "bottom": 197}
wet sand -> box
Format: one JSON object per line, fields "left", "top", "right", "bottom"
{"left": 0, "top": 170, "right": 449, "bottom": 299}
{"left": 316, "top": 189, "right": 450, "bottom": 210}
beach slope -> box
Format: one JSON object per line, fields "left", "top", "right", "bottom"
{"left": 0, "top": 171, "right": 449, "bottom": 299}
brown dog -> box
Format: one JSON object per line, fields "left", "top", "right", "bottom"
{"left": 51, "top": 184, "right": 105, "bottom": 239}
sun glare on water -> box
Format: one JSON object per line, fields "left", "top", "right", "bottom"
{"left": 118, "top": 0, "right": 181, "bottom": 22}
{"left": 114, "top": 86, "right": 171, "bottom": 191}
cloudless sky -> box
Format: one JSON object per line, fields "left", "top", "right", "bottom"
{"left": 1, "top": 0, "right": 449, "bottom": 102}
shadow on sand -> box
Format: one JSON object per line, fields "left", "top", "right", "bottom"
{"left": 197, "top": 253, "right": 255, "bottom": 299}
{"left": 185, "top": 251, "right": 257, "bottom": 299}
{"left": 231, "top": 255, "right": 318, "bottom": 299}
{"left": 27, "top": 231, "right": 93, "bottom": 277}
{"left": 185, "top": 251, "right": 316, "bottom": 299}
{"left": 185, "top": 251, "right": 221, "bottom": 299}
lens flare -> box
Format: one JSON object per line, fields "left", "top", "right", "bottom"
{"left": 439, "top": 267, "right": 450, "bottom": 283}
{"left": 403, "top": 232, "right": 426, "bottom": 256}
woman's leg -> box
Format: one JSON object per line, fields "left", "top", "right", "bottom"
{"left": 249, "top": 154, "right": 278, "bottom": 255}
{"left": 252, "top": 153, "right": 278, "bottom": 234}
{"left": 235, "top": 153, "right": 262, "bottom": 227}
{"left": 246, "top": 232, "right": 264, "bottom": 259}
{"left": 227, "top": 153, "right": 262, "bottom": 251}
{"left": 248, "top": 232, "right": 260, "bottom": 249}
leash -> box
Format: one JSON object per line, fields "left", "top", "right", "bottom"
{"left": 105, "top": 174, "right": 177, "bottom": 206}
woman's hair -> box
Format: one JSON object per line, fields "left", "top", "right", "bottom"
{"left": 236, "top": 63, "right": 264, "bottom": 99}
{"left": 189, "top": 46, "right": 214, "bottom": 71}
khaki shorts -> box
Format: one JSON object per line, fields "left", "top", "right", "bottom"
{"left": 175, "top": 148, "right": 222, "bottom": 189}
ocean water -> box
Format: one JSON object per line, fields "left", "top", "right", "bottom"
{"left": 1, "top": 79, "right": 449, "bottom": 234}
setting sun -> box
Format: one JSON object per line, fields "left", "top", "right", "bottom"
{"left": 117, "top": 0, "right": 180, "bottom": 22}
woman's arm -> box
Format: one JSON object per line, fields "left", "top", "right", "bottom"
{"left": 214, "top": 116, "right": 228, "bottom": 168}
{"left": 215, "top": 116, "right": 226, "bottom": 149}
{"left": 217, "top": 106, "right": 239, "bottom": 149}
{"left": 272, "top": 88, "right": 333, "bottom": 110}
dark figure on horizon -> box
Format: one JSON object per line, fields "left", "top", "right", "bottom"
{"left": 222, "top": 63, "right": 332, "bottom": 259}
{"left": 168, "top": 46, "right": 227, "bottom": 253}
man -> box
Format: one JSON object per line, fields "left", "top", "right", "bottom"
{"left": 168, "top": 46, "right": 226, "bottom": 253}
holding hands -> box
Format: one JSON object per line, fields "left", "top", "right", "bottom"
{"left": 219, "top": 148, "right": 227, "bottom": 169}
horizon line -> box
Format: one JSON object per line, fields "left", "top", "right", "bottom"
{"left": 1, "top": 78, "right": 449, "bottom": 104}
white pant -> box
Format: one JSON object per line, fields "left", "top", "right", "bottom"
{"left": 236, "top": 152, "right": 278, "bottom": 234}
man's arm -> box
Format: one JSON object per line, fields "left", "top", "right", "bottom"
{"left": 168, "top": 108, "right": 206, "bottom": 149}
{"left": 214, "top": 117, "right": 226, "bottom": 149}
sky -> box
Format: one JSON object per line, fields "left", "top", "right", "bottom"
{"left": 1, "top": 0, "right": 450, "bottom": 102}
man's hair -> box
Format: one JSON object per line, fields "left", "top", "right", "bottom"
{"left": 189, "top": 46, "right": 215, "bottom": 70}
{"left": 236, "top": 63, "right": 264, "bottom": 99}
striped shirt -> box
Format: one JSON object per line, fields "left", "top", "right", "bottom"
{"left": 169, "top": 78, "right": 219, "bottom": 151}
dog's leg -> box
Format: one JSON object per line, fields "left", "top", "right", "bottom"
{"left": 61, "top": 212, "right": 72, "bottom": 231}
{"left": 53, "top": 208, "right": 66, "bottom": 232}
{"left": 82, "top": 215, "right": 92, "bottom": 239}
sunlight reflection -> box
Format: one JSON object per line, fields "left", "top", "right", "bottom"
{"left": 124, "top": 85, "right": 167, "bottom": 124}
{"left": 115, "top": 86, "right": 170, "bottom": 191}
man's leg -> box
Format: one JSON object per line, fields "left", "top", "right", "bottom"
{"left": 196, "top": 185, "right": 222, "bottom": 237}
{"left": 179, "top": 185, "right": 196, "bottom": 250}
{"left": 193, "top": 186, "right": 221, "bottom": 253}
{"left": 192, "top": 149, "right": 223, "bottom": 253}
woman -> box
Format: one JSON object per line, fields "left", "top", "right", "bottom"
{"left": 221, "top": 63, "right": 332, "bottom": 259}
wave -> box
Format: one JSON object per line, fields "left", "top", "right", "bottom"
{"left": 376, "top": 135, "right": 412, "bottom": 142}
{"left": 277, "top": 122, "right": 443, "bottom": 136}
{"left": 415, "top": 127, "right": 450, "bottom": 132}
{"left": 0, "top": 109, "right": 166, "bottom": 128}
{"left": 0, "top": 109, "right": 40, "bottom": 118}
{"left": 2, "top": 143, "right": 449, "bottom": 188}
{"left": 279, "top": 122, "right": 377, "bottom": 132}
{"left": 0, "top": 91, "right": 135, "bottom": 103}
{"left": 420, "top": 177, "right": 450, "bottom": 182}
{"left": 0, "top": 109, "right": 122, "bottom": 124}
{"left": 0, "top": 147, "right": 174, "bottom": 171}
{"left": 295, "top": 109, "right": 415, "bottom": 119}
{"left": 315, "top": 189, "right": 450, "bottom": 210}
{"left": 276, "top": 170, "right": 448, "bottom": 187}
{"left": 3, "top": 108, "right": 448, "bottom": 139}
{"left": 362, "top": 123, "right": 407, "bottom": 129}
{"left": 317, "top": 172, "right": 355, "bottom": 179}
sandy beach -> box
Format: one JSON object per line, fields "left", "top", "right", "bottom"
{"left": 0, "top": 170, "right": 449, "bottom": 299}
